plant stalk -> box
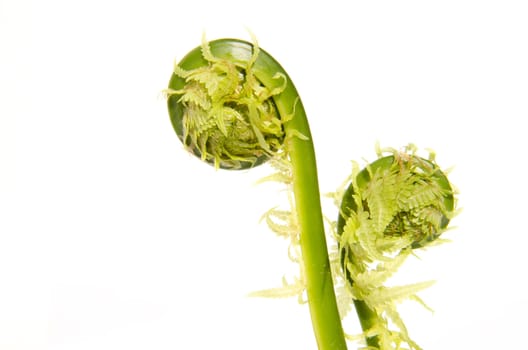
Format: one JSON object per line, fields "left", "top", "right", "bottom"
{"left": 354, "top": 300, "right": 380, "bottom": 348}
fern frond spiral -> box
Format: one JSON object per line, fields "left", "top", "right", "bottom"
{"left": 166, "top": 37, "right": 285, "bottom": 170}
{"left": 336, "top": 145, "right": 457, "bottom": 349}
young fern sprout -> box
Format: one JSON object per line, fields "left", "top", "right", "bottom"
{"left": 165, "top": 37, "right": 347, "bottom": 349}
{"left": 335, "top": 144, "right": 457, "bottom": 349}
{"left": 165, "top": 36, "right": 285, "bottom": 170}
{"left": 165, "top": 36, "right": 458, "bottom": 350}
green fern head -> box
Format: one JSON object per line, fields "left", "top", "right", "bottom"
{"left": 165, "top": 38, "right": 285, "bottom": 170}
{"left": 337, "top": 146, "right": 456, "bottom": 263}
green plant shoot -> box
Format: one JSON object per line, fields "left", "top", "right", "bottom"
{"left": 165, "top": 36, "right": 458, "bottom": 350}
{"left": 166, "top": 36, "right": 346, "bottom": 349}
{"left": 333, "top": 144, "right": 457, "bottom": 349}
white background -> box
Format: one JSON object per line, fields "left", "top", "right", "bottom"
{"left": 1, "top": 0, "right": 527, "bottom": 349}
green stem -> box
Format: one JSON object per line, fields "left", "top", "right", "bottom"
{"left": 353, "top": 300, "right": 380, "bottom": 348}
{"left": 209, "top": 39, "right": 347, "bottom": 350}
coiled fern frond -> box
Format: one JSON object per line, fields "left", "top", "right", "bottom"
{"left": 335, "top": 144, "right": 457, "bottom": 349}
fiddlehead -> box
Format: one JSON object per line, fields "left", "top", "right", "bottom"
{"left": 335, "top": 144, "right": 457, "bottom": 349}
{"left": 165, "top": 36, "right": 286, "bottom": 170}
{"left": 166, "top": 37, "right": 347, "bottom": 349}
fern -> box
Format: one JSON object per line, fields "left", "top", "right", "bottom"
{"left": 165, "top": 35, "right": 285, "bottom": 170}
{"left": 166, "top": 36, "right": 458, "bottom": 350}
{"left": 335, "top": 145, "right": 457, "bottom": 349}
